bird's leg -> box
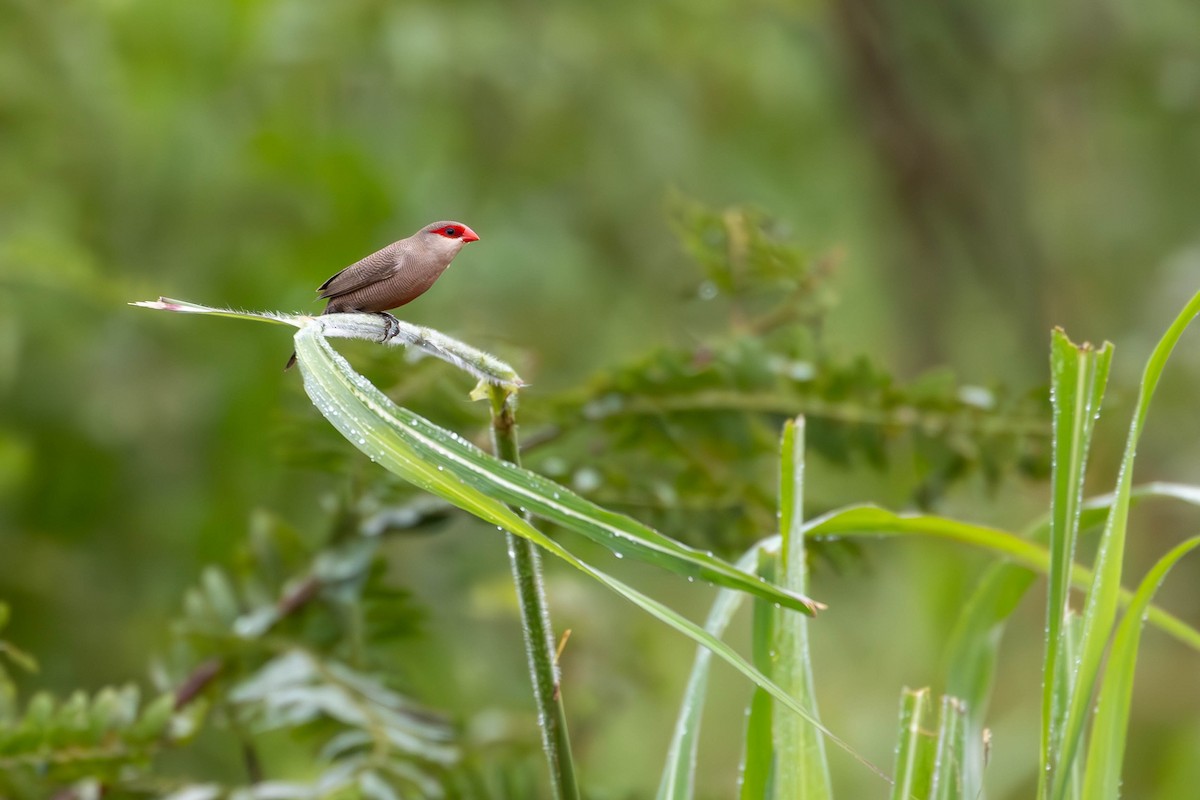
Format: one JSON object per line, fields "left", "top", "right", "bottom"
{"left": 375, "top": 311, "right": 400, "bottom": 343}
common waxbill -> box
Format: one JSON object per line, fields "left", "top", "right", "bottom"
{"left": 285, "top": 220, "right": 480, "bottom": 369}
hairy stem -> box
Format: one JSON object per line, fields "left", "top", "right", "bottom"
{"left": 487, "top": 385, "right": 579, "bottom": 800}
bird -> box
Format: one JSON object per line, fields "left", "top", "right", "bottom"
{"left": 285, "top": 220, "right": 480, "bottom": 369}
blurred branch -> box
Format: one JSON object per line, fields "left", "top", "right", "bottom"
{"left": 584, "top": 388, "right": 1047, "bottom": 437}
{"left": 830, "top": 0, "right": 1047, "bottom": 363}
{"left": 174, "top": 658, "right": 223, "bottom": 711}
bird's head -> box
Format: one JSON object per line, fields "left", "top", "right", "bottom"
{"left": 420, "top": 221, "right": 481, "bottom": 256}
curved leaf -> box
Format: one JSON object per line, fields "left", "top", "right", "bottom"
{"left": 1081, "top": 536, "right": 1200, "bottom": 798}
{"left": 295, "top": 323, "right": 820, "bottom": 615}
{"left": 805, "top": 505, "right": 1200, "bottom": 652}
{"left": 291, "top": 325, "right": 885, "bottom": 780}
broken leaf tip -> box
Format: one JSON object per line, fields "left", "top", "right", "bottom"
{"left": 130, "top": 298, "right": 185, "bottom": 311}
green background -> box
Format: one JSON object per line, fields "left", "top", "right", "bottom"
{"left": 3, "top": 0, "right": 1199, "bottom": 796}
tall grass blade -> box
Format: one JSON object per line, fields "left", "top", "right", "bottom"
{"left": 930, "top": 695, "right": 967, "bottom": 800}
{"left": 1052, "top": 290, "right": 1200, "bottom": 800}
{"left": 1040, "top": 330, "right": 1112, "bottom": 798}
{"left": 656, "top": 542, "right": 776, "bottom": 800}
{"left": 772, "top": 418, "right": 832, "bottom": 799}
{"left": 743, "top": 548, "right": 779, "bottom": 800}
{"left": 1081, "top": 536, "right": 1200, "bottom": 798}
{"left": 891, "top": 688, "right": 934, "bottom": 800}
{"left": 740, "top": 686, "right": 776, "bottom": 800}
{"left": 1059, "top": 612, "right": 1084, "bottom": 800}
{"left": 943, "top": 480, "right": 1200, "bottom": 797}
{"left": 943, "top": 560, "right": 1034, "bottom": 798}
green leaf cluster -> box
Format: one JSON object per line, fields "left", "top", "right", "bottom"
{"left": 1, "top": 604, "right": 181, "bottom": 798}
{"left": 164, "top": 515, "right": 474, "bottom": 800}
{"left": 521, "top": 200, "right": 1049, "bottom": 553}
{"left": 0, "top": 680, "right": 177, "bottom": 798}
{"left": 0, "top": 514, "right": 490, "bottom": 799}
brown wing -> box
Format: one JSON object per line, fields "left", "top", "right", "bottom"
{"left": 317, "top": 245, "right": 403, "bottom": 300}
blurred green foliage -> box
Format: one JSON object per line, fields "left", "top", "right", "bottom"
{"left": 522, "top": 200, "right": 1049, "bottom": 552}
{"left": 2, "top": 0, "right": 1200, "bottom": 797}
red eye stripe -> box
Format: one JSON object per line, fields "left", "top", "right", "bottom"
{"left": 430, "top": 223, "right": 479, "bottom": 242}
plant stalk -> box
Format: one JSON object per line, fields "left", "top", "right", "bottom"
{"left": 488, "top": 385, "right": 580, "bottom": 800}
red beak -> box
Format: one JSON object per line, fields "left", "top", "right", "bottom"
{"left": 462, "top": 226, "right": 480, "bottom": 243}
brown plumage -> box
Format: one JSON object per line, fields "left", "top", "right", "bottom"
{"left": 285, "top": 220, "right": 480, "bottom": 369}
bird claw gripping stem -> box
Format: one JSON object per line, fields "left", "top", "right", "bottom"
{"left": 376, "top": 311, "right": 401, "bottom": 343}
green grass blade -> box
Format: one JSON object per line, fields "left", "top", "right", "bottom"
{"left": 1023, "top": 482, "right": 1200, "bottom": 552}
{"left": 943, "top": 560, "right": 1034, "bottom": 798}
{"left": 741, "top": 546, "right": 779, "bottom": 799}
{"left": 773, "top": 418, "right": 832, "bottom": 799}
{"left": 1081, "top": 536, "right": 1200, "bottom": 799}
{"left": 1040, "top": 330, "right": 1112, "bottom": 799}
{"left": 1052, "top": 290, "right": 1200, "bottom": 800}
{"left": 943, "top": 564, "right": 1034, "bottom": 717}
{"left": 942, "top": 477, "right": 1200, "bottom": 748}
{"left": 294, "top": 325, "right": 819, "bottom": 615}
{"left": 807, "top": 505, "right": 1047, "bottom": 565}
{"left": 740, "top": 683, "right": 776, "bottom": 800}
{"left": 656, "top": 541, "right": 775, "bottom": 800}
{"left": 890, "top": 691, "right": 969, "bottom": 800}
{"left": 292, "top": 326, "right": 886, "bottom": 779}
{"left": 651, "top": 422, "right": 843, "bottom": 800}
{"left": 930, "top": 695, "right": 967, "bottom": 800}
{"left": 1057, "top": 612, "right": 1085, "bottom": 800}
{"left": 1090, "top": 481, "right": 1200, "bottom": 512}
{"left": 891, "top": 688, "right": 934, "bottom": 800}
{"left": 805, "top": 505, "right": 1200, "bottom": 652}
{"left": 941, "top": 480, "right": 1200, "bottom": 798}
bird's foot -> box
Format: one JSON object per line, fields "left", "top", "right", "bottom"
{"left": 375, "top": 312, "right": 400, "bottom": 343}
